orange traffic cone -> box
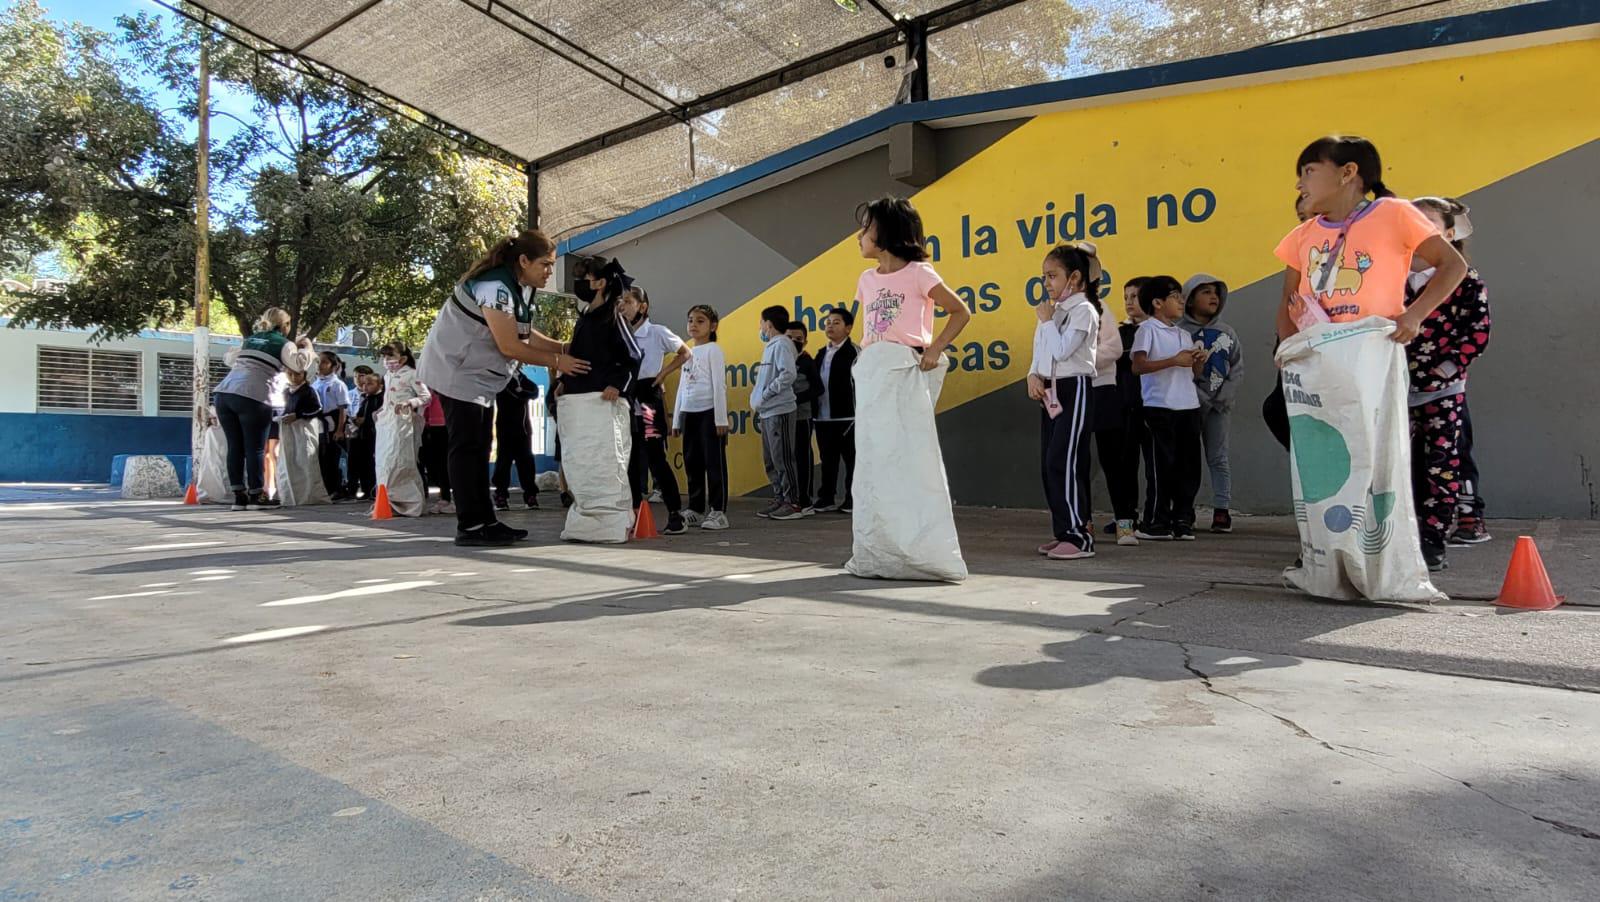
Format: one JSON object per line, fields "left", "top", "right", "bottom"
{"left": 183, "top": 482, "right": 199, "bottom": 505}
{"left": 1493, "top": 536, "right": 1564, "bottom": 611}
{"left": 371, "top": 484, "right": 394, "bottom": 521}
{"left": 632, "top": 500, "right": 659, "bottom": 540}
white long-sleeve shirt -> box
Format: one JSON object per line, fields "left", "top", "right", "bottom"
{"left": 1029, "top": 293, "right": 1099, "bottom": 381}
{"left": 673, "top": 341, "right": 728, "bottom": 429}
{"left": 1093, "top": 309, "right": 1123, "bottom": 388}
{"left": 384, "top": 365, "right": 431, "bottom": 412}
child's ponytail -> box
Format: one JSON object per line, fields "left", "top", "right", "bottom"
{"left": 1369, "top": 179, "right": 1395, "bottom": 199}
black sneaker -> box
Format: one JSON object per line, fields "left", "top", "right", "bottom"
{"left": 1211, "top": 509, "right": 1233, "bottom": 533}
{"left": 1448, "top": 519, "right": 1491, "bottom": 546}
{"left": 1423, "top": 543, "right": 1448, "bottom": 572}
{"left": 662, "top": 513, "right": 687, "bottom": 535}
{"left": 456, "top": 527, "right": 514, "bottom": 548}
{"left": 248, "top": 494, "right": 280, "bottom": 510}
{"left": 485, "top": 521, "right": 529, "bottom": 542}
{"left": 231, "top": 492, "right": 249, "bottom": 511}
{"left": 523, "top": 494, "right": 540, "bottom": 510}
{"left": 1135, "top": 525, "right": 1173, "bottom": 541}
{"left": 559, "top": 491, "right": 574, "bottom": 509}
{"left": 1102, "top": 521, "right": 1117, "bottom": 537}
{"left": 1173, "top": 527, "right": 1198, "bottom": 542}
{"left": 493, "top": 493, "right": 510, "bottom": 512}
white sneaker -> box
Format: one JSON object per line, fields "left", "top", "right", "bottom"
{"left": 648, "top": 489, "right": 663, "bottom": 503}
{"left": 800, "top": 506, "right": 816, "bottom": 518}
{"left": 682, "top": 510, "right": 704, "bottom": 528}
{"left": 701, "top": 511, "right": 729, "bottom": 530}
{"left": 814, "top": 502, "right": 841, "bottom": 513}
{"left": 432, "top": 500, "right": 456, "bottom": 515}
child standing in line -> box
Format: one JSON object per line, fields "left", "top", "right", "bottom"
{"left": 1088, "top": 258, "right": 1136, "bottom": 546}
{"left": 1119, "top": 277, "right": 1155, "bottom": 534}
{"left": 785, "top": 321, "right": 824, "bottom": 515}
{"left": 419, "top": 393, "right": 453, "bottom": 514}
{"left": 1180, "top": 274, "right": 1243, "bottom": 533}
{"left": 312, "top": 351, "right": 352, "bottom": 501}
{"left": 349, "top": 370, "right": 384, "bottom": 500}
{"left": 375, "top": 341, "right": 430, "bottom": 518}
{"left": 750, "top": 305, "right": 802, "bottom": 520}
{"left": 671, "top": 304, "right": 730, "bottom": 531}
{"left": 1405, "top": 196, "right": 1491, "bottom": 570}
{"left": 1132, "top": 276, "right": 1204, "bottom": 541}
{"left": 845, "top": 196, "right": 972, "bottom": 582}
{"left": 1028, "top": 244, "right": 1103, "bottom": 560}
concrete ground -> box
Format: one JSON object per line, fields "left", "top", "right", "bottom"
{"left": 2, "top": 485, "right": 1598, "bottom": 901}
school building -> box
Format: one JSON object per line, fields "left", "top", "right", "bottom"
{"left": 555, "top": 2, "right": 1600, "bottom": 520}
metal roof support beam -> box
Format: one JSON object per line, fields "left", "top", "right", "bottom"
{"left": 533, "top": 0, "right": 1030, "bottom": 171}
{"left": 461, "top": 1, "right": 681, "bottom": 114}
{"left": 164, "top": 0, "right": 528, "bottom": 168}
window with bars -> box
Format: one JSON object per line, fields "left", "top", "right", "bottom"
{"left": 36, "top": 346, "right": 143, "bottom": 414}
{"left": 157, "top": 354, "right": 232, "bottom": 414}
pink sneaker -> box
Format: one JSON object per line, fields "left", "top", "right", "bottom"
{"left": 1047, "top": 540, "right": 1095, "bottom": 560}
{"left": 1037, "top": 540, "right": 1062, "bottom": 556}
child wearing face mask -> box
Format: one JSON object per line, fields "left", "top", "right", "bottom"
{"left": 1028, "top": 243, "right": 1103, "bottom": 560}
{"left": 374, "top": 341, "right": 430, "bottom": 517}
{"left": 1404, "top": 196, "right": 1491, "bottom": 570}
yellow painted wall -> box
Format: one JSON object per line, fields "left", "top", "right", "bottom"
{"left": 686, "top": 37, "right": 1600, "bottom": 497}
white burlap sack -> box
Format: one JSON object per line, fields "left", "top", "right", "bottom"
{"left": 557, "top": 393, "right": 633, "bottom": 544}
{"left": 275, "top": 416, "right": 330, "bottom": 507}
{"left": 196, "top": 424, "right": 231, "bottom": 503}
{"left": 1276, "top": 317, "right": 1445, "bottom": 603}
{"left": 846, "top": 342, "right": 967, "bottom": 582}
{"left": 374, "top": 407, "right": 426, "bottom": 517}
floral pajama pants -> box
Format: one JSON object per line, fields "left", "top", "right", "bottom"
{"left": 1409, "top": 393, "right": 1466, "bottom": 549}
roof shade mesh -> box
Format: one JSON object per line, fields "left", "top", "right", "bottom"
{"left": 187, "top": 0, "right": 1535, "bottom": 239}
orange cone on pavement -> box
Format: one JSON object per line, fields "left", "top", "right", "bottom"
{"left": 371, "top": 484, "right": 394, "bottom": 521}
{"left": 183, "top": 482, "right": 199, "bottom": 505}
{"left": 632, "top": 500, "right": 658, "bottom": 540}
{"left": 1493, "top": 536, "right": 1564, "bottom": 610}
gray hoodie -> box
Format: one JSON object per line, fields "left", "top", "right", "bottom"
{"left": 749, "top": 332, "right": 797, "bottom": 418}
{"left": 1178, "top": 273, "right": 1243, "bottom": 412}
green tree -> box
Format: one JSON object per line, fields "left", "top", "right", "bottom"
{"left": 1, "top": 0, "right": 527, "bottom": 343}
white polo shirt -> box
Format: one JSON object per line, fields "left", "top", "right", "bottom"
{"left": 632, "top": 317, "right": 685, "bottom": 381}
{"left": 1131, "top": 318, "right": 1200, "bottom": 410}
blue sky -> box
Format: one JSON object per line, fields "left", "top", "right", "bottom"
{"left": 41, "top": 0, "right": 259, "bottom": 190}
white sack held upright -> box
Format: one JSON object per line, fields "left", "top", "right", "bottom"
{"left": 1276, "top": 317, "right": 1445, "bottom": 603}
{"left": 558, "top": 392, "right": 633, "bottom": 543}
{"left": 846, "top": 342, "right": 967, "bottom": 582}
{"left": 275, "top": 415, "right": 330, "bottom": 507}
{"left": 374, "top": 361, "right": 429, "bottom": 517}
{"left": 195, "top": 420, "right": 230, "bottom": 504}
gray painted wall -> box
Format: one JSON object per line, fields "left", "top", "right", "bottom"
{"left": 591, "top": 120, "right": 1599, "bottom": 520}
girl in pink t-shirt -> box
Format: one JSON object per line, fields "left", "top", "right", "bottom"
{"left": 844, "top": 197, "right": 973, "bottom": 582}
{"left": 1274, "top": 135, "right": 1466, "bottom": 343}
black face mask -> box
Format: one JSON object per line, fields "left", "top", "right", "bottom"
{"left": 574, "top": 281, "right": 596, "bottom": 304}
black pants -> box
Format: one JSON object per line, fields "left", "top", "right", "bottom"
{"left": 348, "top": 432, "right": 377, "bottom": 497}
{"left": 1144, "top": 407, "right": 1203, "bottom": 532}
{"left": 317, "top": 421, "right": 345, "bottom": 497}
{"left": 1091, "top": 385, "right": 1140, "bottom": 524}
{"left": 814, "top": 420, "right": 855, "bottom": 509}
{"left": 492, "top": 384, "right": 538, "bottom": 503}
{"left": 216, "top": 391, "right": 272, "bottom": 495}
{"left": 1263, "top": 380, "right": 1292, "bottom": 452}
{"left": 628, "top": 385, "right": 682, "bottom": 512}
{"left": 420, "top": 425, "right": 451, "bottom": 502}
{"left": 1040, "top": 375, "right": 1094, "bottom": 549}
{"left": 681, "top": 409, "right": 729, "bottom": 515}
{"left": 793, "top": 418, "right": 815, "bottom": 509}
{"left": 1456, "top": 396, "right": 1485, "bottom": 521}
{"left": 1134, "top": 408, "right": 1158, "bottom": 530}
{"left": 439, "top": 393, "right": 497, "bottom": 532}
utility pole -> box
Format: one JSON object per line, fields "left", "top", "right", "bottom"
{"left": 191, "top": 35, "right": 211, "bottom": 487}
